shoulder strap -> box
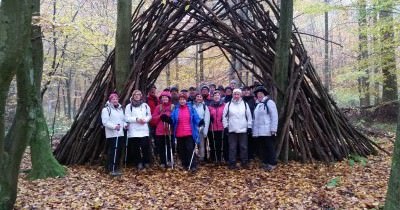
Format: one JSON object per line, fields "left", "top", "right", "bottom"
{"left": 244, "top": 102, "right": 248, "bottom": 122}
{"left": 225, "top": 101, "right": 231, "bottom": 118}
{"left": 107, "top": 106, "right": 111, "bottom": 116}
{"left": 263, "top": 98, "right": 270, "bottom": 114}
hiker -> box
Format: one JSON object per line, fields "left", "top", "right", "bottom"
{"left": 192, "top": 93, "right": 210, "bottom": 163}
{"left": 170, "top": 93, "right": 201, "bottom": 172}
{"left": 101, "top": 92, "right": 126, "bottom": 175}
{"left": 151, "top": 90, "right": 175, "bottom": 168}
{"left": 222, "top": 88, "right": 253, "bottom": 170}
{"left": 146, "top": 84, "right": 158, "bottom": 161}
{"left": 252, "top": 86, "right": 278, "bottom": 171}
{"left": 125, "top": 90, "right": 152, "bottom": 170}
{"left": 208, "top": 90, "right": 225, "bottom": 163}
{"left": 223, "top": 86, "right": 233, "bottom": 103}
{"left": 200, "top": 85, "right": 212, "bottom": 106}
{"left": 170, "top": 86, "right": 180, "bottom": 105}
{"left": 187, "top": 86, "right": 197, "bottom": 103}
{"left": 209, "top": 83, "right": 216, "bottom": 97}
{"left": 241, "top": 86, "right": 257, "bottom": 160}
{"left": 229, "top": 79, "right": 238, "bottom": 89}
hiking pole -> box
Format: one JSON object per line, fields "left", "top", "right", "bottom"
{"left": 124, "top": 131, "right": 128, "bottom": 168}
{"left": 112, "top": 126, "right": 120, "bottom": 173}
{"left": 167, "top": 123, "right": 174, "bottom": 169}
{"left": 211, "top": 122, "right": 217, "bottom": 163}
{"left": 163, "top": 122, "right": 168, "bottom": 167}
{"left": 188, "top": 127, "right": 201, "bottom": 170}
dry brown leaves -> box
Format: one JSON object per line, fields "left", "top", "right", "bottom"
{"left": 15, "top": 137, "right": 393, "bottom": 209}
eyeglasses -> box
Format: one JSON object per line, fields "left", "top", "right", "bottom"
{"left": 133, "top": 94, "right": 142, "bottom": 96}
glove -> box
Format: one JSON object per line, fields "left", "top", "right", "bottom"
{"left": 198, "top": 119, "right": 205, "bottom": 127}
{"left": 160, "top": 114, "right": 168, "bottom": 122}
{"left": 247, "top": 128, "right": 252, "bottom": 136}
{"left": 210, "top": 115, "right": 214, "bottom": 123}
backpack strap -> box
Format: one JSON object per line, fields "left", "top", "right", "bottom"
{"left": 263, "top": 98, "right": 271, "bottom": 114}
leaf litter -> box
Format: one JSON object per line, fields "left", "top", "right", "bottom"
{"left": 15, "top": 137, "right": 393, "bottom": 209}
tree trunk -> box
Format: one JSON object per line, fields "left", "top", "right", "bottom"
{"left": 273, "top": 0, "right": 293, "bottom": 107}
{"left": 175, "top": 57, "right": 179, "bottom": 81}
{"left": 115, "top": 0, "right": 132, "bottom": 92}
{"left": 0, "top": 1, "right": 34, "bottom": 208}
{"left": 384, "top": 98, "right": 400, "bottom": 209}
{"left": 27, "top": 0, "right": 66, "bottom": 180}
{"left": 379, "top": 1, "right": 397, "bottom": 102}
{"left": 166, "top": 63, "right": 171, "bottom": 87}
{"left": 357, "top": 0, "right": 370, "bottom": 107}
{"left": 195, "top": 46, "right": 199, "bottom": 84}
{"left": 199, "top": 43, "right": 204, "bottom": 82}
{"left": 323, "top": 0, "right": 330, "bottom": 91}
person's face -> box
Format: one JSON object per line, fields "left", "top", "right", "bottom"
{"left": 210, "top": 86, "right": 216, "bottom": 92}
{"left": 161, "top": 96, "right": 169, "bottom": 104}
{"left": 110, "top": 96, "right": 119, "bottom": 106}
{"left": 243, "top": 89, "right": 251, "bottom": 96}
{"left": 225, "top": 89, "right": 232, "bottom": 96}
{"left": 181, "top": 91, "right": 189, "bottom": 97}
{"left": 256, "top": 92, "right": 265, "bottom": 101}
{"left": 171, "top": 90, "right": 178, "bottom": 97}
{"left": 179, "top": 97, "right": 186, "bottom": 105}
{"left": 189, "top": 90, "right": 196, "bottom": 96}
{"left": 195, "top": 95, "right": 203, "bottom": 103}
{"left": 233, "top": 92, "right": 241, "bottom": 101}
{"left": 133, "top": 92, "right": 142, "bottom": 101}
{"left": 213, "top": 93, "right": 221, "bottom": 102}
{"left": 201, "top": 89, "right": 209, "bottom": 95}
{"left": 149, "top": 87, "right": 156, "bottom": 96}
{"left": 230, "top": 83, "right": 236, "bottom": 88}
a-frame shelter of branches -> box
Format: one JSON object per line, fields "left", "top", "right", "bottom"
{"left": 55, "top": 0, "right": 385, "bottom": 165}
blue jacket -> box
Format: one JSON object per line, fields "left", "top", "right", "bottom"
{"left": 171, "top": 103, "right": 201, "bottom": 144}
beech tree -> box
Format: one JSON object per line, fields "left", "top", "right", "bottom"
{"left": 0, "top": 0, "right": 36, "bottom": 208}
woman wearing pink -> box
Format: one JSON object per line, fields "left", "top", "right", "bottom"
{"left": 207, "top": 91, "right": 225, "bottom": 163}
{"left": 151, "top": 90, "right": 174, "bottom": 168}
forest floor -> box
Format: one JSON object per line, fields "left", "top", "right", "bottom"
{"left": 14, "top": 133, "right": 394, "bottom": 209}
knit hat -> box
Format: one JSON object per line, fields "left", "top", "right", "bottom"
{"left": 201, "top": 85, "right": 210, "bottom": 91}
{"left": 108, "top": 92, "right": 119, "bottom": 101}
{"left": 170, "top": 86, "right": 179, "bottom": 92}
{"left": 253, "top": 86, "right": 268, "bottom": 96}
{"left": 159, "top": 90, "right": 172, "bottom": 100}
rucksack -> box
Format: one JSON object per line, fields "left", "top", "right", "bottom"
{"left": 99, "top": 105, "right": 111, "bottom": 129}
{"left": 225, "top": 100, "right": 249, "bottom": 122}
{"left": 262, "top": 98, "right": 271, "bottom": 114}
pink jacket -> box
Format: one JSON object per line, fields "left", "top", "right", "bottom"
{"left": 175, "top": 105, "right": 192, "bottom": 137}
{"left": 151, "top": 103, "right": 173, "bottom": 136}
{"left": 208, "top": 102, "right": 225, "bottom": 131}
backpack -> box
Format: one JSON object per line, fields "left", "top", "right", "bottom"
{"left": 225, "top": 100, "right": 249, "bottom": 122}
{"left": 262, "top": 98, "right": 271, "bottom": 114}
{"left": 99, "top": 105, "right": 111, "bottom": 129}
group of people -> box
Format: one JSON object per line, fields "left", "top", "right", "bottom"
{"left": 101, "top": 80, "right": 278, "bottom": 176}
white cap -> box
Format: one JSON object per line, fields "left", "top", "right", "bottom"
{"left": 233, "top": 88, "right": 242, "bottom": 94}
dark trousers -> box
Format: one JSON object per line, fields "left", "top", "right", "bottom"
{"left": 223, "top": 131, "right": 229, "bottom": 162}
{"left": 258, "top": 136, "right": 277, "bottom": 165}
{"left": 176, "top": 136, "right": 196, "bottom": 169}
{"left": 228, "top": 133, "right": 248, "bottom": 166}
{"left": 128, "top": 137, "right": 151, "bottom": 165}
{"left": 106, "top": 136, "right": 124, "bottom": 172}
{"left": 208, "top": 130, "right": 223, "bottom": 162}
{"left": 155, "top": 135, "right": 173, "bottom": 165}
{"left": 248, "top": 134, "right": 256, "bottom": 160}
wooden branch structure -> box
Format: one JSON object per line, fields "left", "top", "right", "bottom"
{"left": 55, "top": 0, "right": 384, "bottom": 165}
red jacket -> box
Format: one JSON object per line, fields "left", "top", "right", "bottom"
{"left": 147, "top": 94, "right": 158, "bottom": 114}
{"left": 208, "top": 102, "right": 225, "bottom": 131}
{"left": 151, "top": 103, "right": 173, "bottom": 136}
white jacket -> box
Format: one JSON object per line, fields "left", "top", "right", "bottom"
{"left": 222, "top": 99, "right": 252, "bottom": 133}
{"left": 252, "top": 96, "right": 278, "bottom": 137}
{"left": 192, "top": 102, "right": 210, "bottom": 135}
{"left": 124, "top": 102, "right": 152, "bottom": 138}
{"left": 101, "top": 102, "right": 126, "bottom": 138}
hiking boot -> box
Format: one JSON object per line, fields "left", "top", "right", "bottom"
{"left": 160, "top": 164, "right": 166, "bottom": 169}
{"left": 137, "top": 163, "right": 144, "bottom": 170}
{"left": 110, "top": 171, "right": 122, "bottom": 176}
{"left": 228, "top": 164, "right": 238, "bottom": 170}
{"left": 144, "top": 163, "right": 150, "bottom": 169}
{"left": 264, "top": 164, "right": 276, "bottom": 172}
{"left": 189, "top": 167, "right": 197, "bottom": 173}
